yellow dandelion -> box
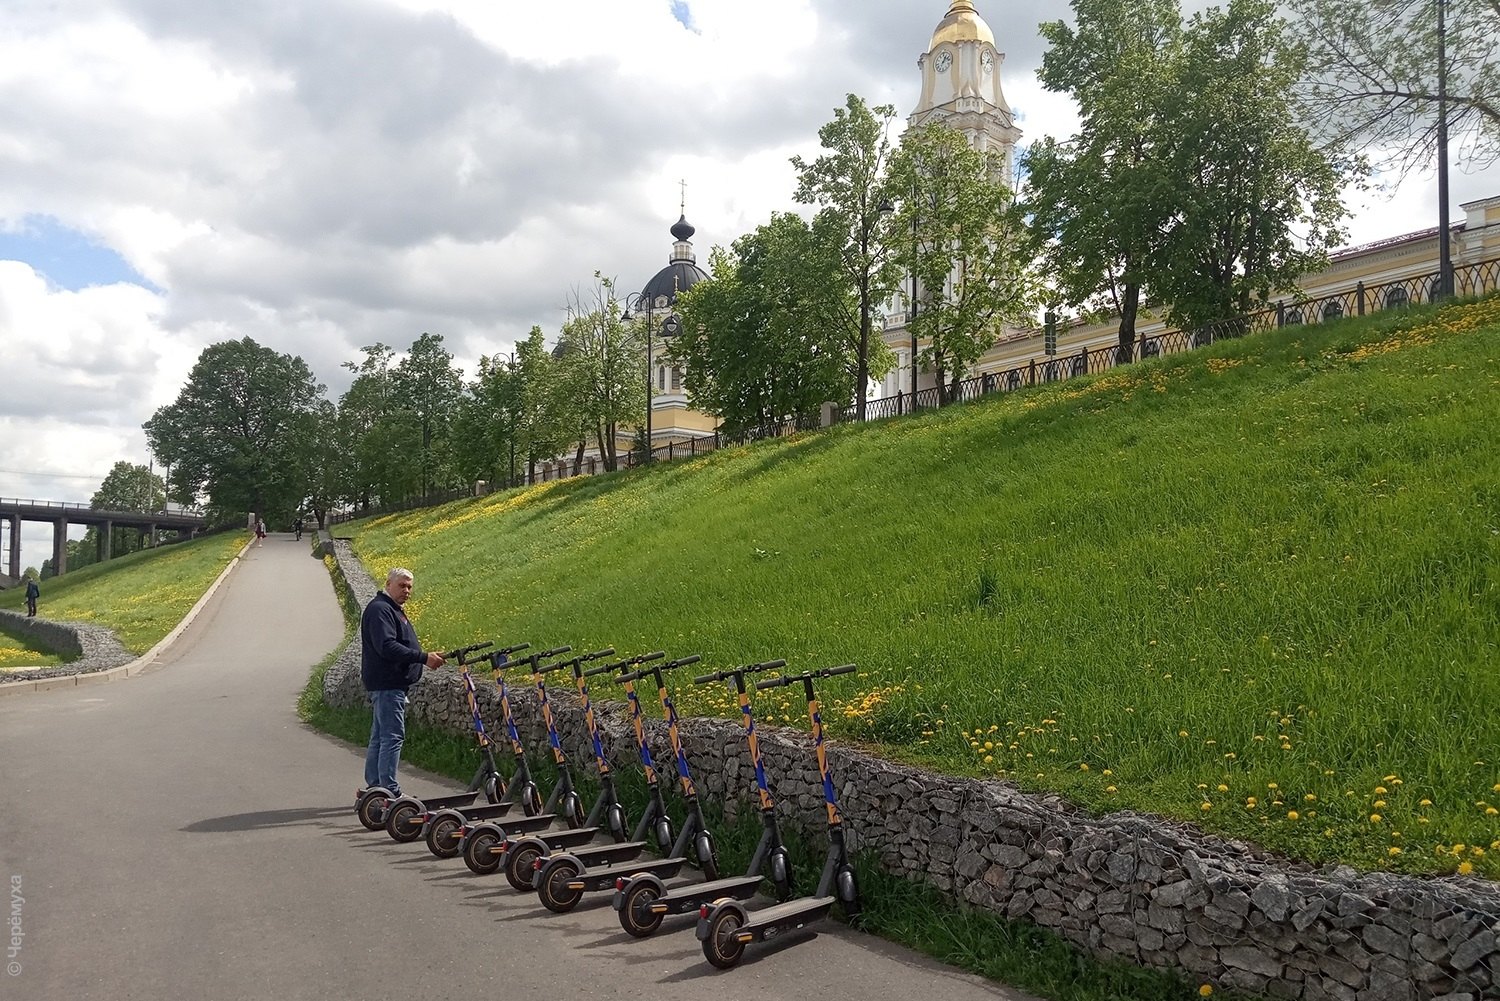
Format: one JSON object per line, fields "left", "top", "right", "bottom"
{"left": 1200, "top": 802, "right": 1213, "bottom": 812}
{"left": 1388, "top": 847, "right": 1402, "bottom": 856}
{"left": 1287, "top": 811, "right": 1299, "bottom": 821}
{"left": 1374, "top": 786, "right": 1387, "bottom": 795}
{"left": 1199, "top": 986, "right": 1213, "bottom": 998}
{"left": 1458, "top": 862, "right": 1474, "bottom": 875}
{"left": 1105, "top": 785, "right": 1117, "bottom": 794}
{"left": 1217, "top": 784, "right": 1229, "bottom": 793}
{"left": 1370, "top": 814, "right": 1382, "bottom": 823}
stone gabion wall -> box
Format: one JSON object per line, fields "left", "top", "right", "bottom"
{"left": 0, "top": 608, "right": 136, "bottom": 682}
{"left": 325, "top": 547, "right": 1500, "bottom": 1001}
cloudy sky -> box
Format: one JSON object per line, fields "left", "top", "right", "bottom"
{"left": 2, "top": 0, "right": 1495, "bottom": 572}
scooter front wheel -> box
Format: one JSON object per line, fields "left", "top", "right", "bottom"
{"left": 505, "top": 842, "right": 543, "bottom": 892}
{"left": 538, "top": 860, "right": 583, "bottom": 913}
{"left": 463, "top": 829, "right": 503, "bottom": 876}
{"left": 618, "top": 880, "right": 664, "bottom": 938}
{"left": 426, "top": 814, "right": 464, "bottom": 859}
{"left": 702, "top": 908, "right": 746, "bottom": 970}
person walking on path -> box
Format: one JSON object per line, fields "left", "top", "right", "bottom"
{"left": 24, "top": 574, "right": 39, "bottom": 617}
{"left": 360, "top": 567, "right": 444, "bottom": 797}
{"left": 254, "top": 518, "right": 267, "bottom": 547}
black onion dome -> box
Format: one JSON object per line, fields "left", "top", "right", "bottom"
{"left": 640, "top": 260, "right": 708, "bottom": 307}
{"left": 670, "top": 214, "right": 696, "bottom": 242}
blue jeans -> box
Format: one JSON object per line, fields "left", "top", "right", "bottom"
{"left": 364, "top": 689, "right": 409, "bottom": 795}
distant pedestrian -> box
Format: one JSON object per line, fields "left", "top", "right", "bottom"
{"left": 24, "top": 575, "right": 39, "bottom": 617}
{"left": 294, "top": 516, "right": 304, "bottom": 542}
{"left": 255, "top": 518, "right": 266, "bottom": 547}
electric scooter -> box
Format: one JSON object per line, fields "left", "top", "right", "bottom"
{"left": 612, "top": 658, "right": 792, "bottom": 937}
{"left": 355, "top": 640, "right": 498, "bottom": 831}
{"left": 498, "top": 654, "right": 700, "bottom": 894}
{"left": 459, "top": 646, "right": 616, "bottom": 880}
{"left": 696, "top": 664, "right": 861, "bottom": 970}
{"left": 534, "top": 652, "right": 721, "bottom": 913}
{"left": 381, "top": 641, "right": 535, "bottom": 842}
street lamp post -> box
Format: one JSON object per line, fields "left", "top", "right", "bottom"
{"left": 622, "top": 291, "right": 678, "bottom": 464}
{"left": 1436, "top": 0, "right": 1453, "bottom": 299}
{"left": 907, "top": 184, "right": 920, "bottom": 413}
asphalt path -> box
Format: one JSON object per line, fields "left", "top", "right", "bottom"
{"left": 0, "top": 534, "right": 1032, "bottom": 1001}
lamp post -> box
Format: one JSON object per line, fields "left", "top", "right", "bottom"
{"left": 1435, "top": 0, "right": 1453, "bottom": 299}
{"left": 906, "top": 184, "right": 920, "bottom": 413}
{"left": 622, "top": 291, "right": 675, "bottom": 464}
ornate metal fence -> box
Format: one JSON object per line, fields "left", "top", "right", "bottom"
{"left": 845, "top": 255, "right": 1500, "bottom": 423}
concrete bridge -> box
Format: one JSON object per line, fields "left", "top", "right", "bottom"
{"left": 0, "top": 497, "right": 208, "bottom": 579}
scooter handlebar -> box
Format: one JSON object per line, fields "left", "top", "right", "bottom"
{"left": 581, "top": 647, "right": 616, "bottom": 662}
{"left": 441, "top": 640, "right": 495, "bottom": 663}
{"left": 693, "top": 658, "right": 786, "bottom": 686}
{"left": 664, "top": 654, "right": 702, "bottom": 672}
{"left": 755, "top": 663, "right": 857, "bottom": 690}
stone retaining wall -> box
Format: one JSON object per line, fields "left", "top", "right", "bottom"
{"left": 0, "top": 609, "right": 136, "bottom": 682}
{"left": 324, "top": 545, "right": 1499, "bottom": 1000}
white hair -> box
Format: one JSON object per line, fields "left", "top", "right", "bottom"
{"left": 386, "top": 568, "right": 414, "bottom": 583}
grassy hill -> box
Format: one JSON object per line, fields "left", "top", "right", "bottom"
{"left": 0, "top": 531, "right": 245, "bottom": 662}
{"left": 347, "top": 296, "right": 1497, "bottom": 879}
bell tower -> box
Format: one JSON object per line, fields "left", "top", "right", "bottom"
{"left": 910, "top": 1, "right": 1021, "bottom": 181}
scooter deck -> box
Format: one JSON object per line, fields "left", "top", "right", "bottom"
{"left": 434, "top": 801, "right": 515, "bottom": 822}
{"left": 526, "top": 826, "right": 602, "bottom": 850}
{"left": 568, "top": 854, "right": 687, "bottom": 893}
{"left": 418, "top": 791, "right": 483, "bottom": 810}
{"left": 457, "top": 813, "right": 556, "bottom": 844}
{"left": 643, "top": 872, "right": 764, "bottom": 914}
{"left": 740, "top": 895, "right": 835, "bottom": 935}
{"left": 562, "top": 837, "right": 650, "bottom": 868}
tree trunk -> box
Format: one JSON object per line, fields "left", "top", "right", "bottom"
{"left": 1116, "top": 282, "right": 1141, "bottom": 364}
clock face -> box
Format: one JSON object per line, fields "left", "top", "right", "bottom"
{"left": 981, "top": 49, "right": 994, "bottom": 73}
{"left": 934, "top": 50, "right": 951, "bottom": 73}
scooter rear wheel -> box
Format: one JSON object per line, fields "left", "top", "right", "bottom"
{"left": 538, "top": 860, "right": 583, "bottom": 914}
{"left": 357, "top": 791, "right": 390, "bottom": 831}
{"left": 618, "top": 881, "right": 664, "bottom": 938}
{"left": 504, "top": 842, "right": 543, "bottom": 892}
{"left": 702, "top": 909, "right": 746, "bottom": 969}
{"left": 426, "top": 814, "right": 464, "bottom": 859}
{"left": 385, "top": 800, "right": 424, "bottom": 843}
{"left": 463, "top": 829, "right": 503, "bottom": 876}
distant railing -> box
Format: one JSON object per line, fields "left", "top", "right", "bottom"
{"left": 845, "top": 254, "right": 1500, "bottom": 422}
{"left": 0, "top": 497, "right": 205, "bottom": 518}
{"left": 324, "top": 254, "right": 1500, "bottom": 523}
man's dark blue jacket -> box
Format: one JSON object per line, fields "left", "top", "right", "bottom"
{"left": 361, "top": 591, "right": 428, "bottom": 691}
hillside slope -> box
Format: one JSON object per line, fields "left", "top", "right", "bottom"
{"left": 349, "top": 297, "right": 1500, "bottom": 876}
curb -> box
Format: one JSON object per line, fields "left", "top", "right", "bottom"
{"left": 0, "top": 541, "right": 252, "bottom": 697}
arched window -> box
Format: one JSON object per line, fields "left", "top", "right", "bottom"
{"left": 1322, "top": 301, "right": 1344, "bottom": 322}
{"left": 1384, "top": 287, "right": 1410, "bottom": 309}
{"left": 671, "top": 367, "right": 682, "bottom": 392}
{"left": 1283, "top": 308, "right": 1304, "bottom": 326}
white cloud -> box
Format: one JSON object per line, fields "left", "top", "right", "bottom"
{"left": 0, "top": 0, "right": 1494, "bottom": 574}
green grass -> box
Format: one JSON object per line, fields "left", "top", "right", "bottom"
{"left": 0, "top": 621, "right": 63, "bottom": 669}
{"left": 344, "top": 297, "right": 1500, "bottom": 880}
{"left": 0, "top": 532, "right": 245, "bottom": 654}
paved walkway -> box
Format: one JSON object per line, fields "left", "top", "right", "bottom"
{"left": 0, "top": 533, "right": 1030, "bottom": 1001}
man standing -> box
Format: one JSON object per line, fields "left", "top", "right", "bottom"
{"left": 360, "top": 568, "right": 444, "bottom": 797}
{"left": 24, "top": 575, "right": 39, "bottom": 617}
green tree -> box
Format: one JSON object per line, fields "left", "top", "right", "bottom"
{"left": 512, "top": 326, "right": 567, "bottom": 483}
{"left": 391, "top": 332, "right": 464, "bottom": 500}
{"left": 556, "top": 275, "right": 646, "bottom": 472}
{"left": 792, "top": 93, "right": 901, "bottom": 419}
{"left": 1156, "top": 0, "right": 1354, "bottom": 328}
{"left": 1026, "top": 0, "right": 1184, "bottom": 362}
{"left": 1290, "top": 0, "right": 1500, "bottom": 172}
{"left": 338, "top": 343, "right": 401, "bottom": 511}
{"left": 672, "top": 214, "right": 854, "bottom": 435}
{"left": 452, "top": 353, "right": 520, "bottom": 489}
{"left": 144, "top": 337, "right": 325, "bottom": 524}
{"left": 889, "top": 123, "right": 1039, "bottom": 404}
{"left": 89, "top": 461, "right": 166, "bottom": 556}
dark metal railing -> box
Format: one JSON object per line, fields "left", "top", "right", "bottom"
{"left": 842, "top": 254, "right": 1500, "bottom": 422}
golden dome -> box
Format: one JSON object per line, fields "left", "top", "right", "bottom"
{"left": 930, "top": 1, "right": 995, "bottom": 49}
